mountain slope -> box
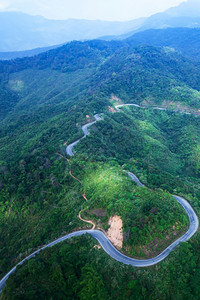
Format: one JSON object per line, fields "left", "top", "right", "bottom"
{"left": 2, "top": 39, "right": 200, "bottom": 127}
{"left": 2, "top": 39, "right": 200, "bottom": 126}
{"left": 126, "top": 27, "right": 200, "bottom": 61}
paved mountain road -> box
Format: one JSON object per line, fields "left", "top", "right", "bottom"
{"left": 0, "top": 105, "right": 199, "bottom": 292}
{"left": 66, "top": 114, "right": 101, "bottom": 156}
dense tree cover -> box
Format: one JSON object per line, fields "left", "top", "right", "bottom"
{"left": 126, "top": 28, "right": 200, "bottom": 62}
{"left": 78, "top": 107, "right": 200, "bottom": 181}
{"left": 2, "top": 39, "right": 200, "bottom": 120}
{"left": 0, "top": 39, "right": 123, "bottom": 75}
{"left": 2, "top": 105, "right": 199, "bottom": 296}
{"left": 0, "top": 39, "right": 200, "bottom": 298}
{"left": 93, "top": 46, "right": 200, "bottom": 107}
{"left": 79, "top": 162, "right": 188, "bottom": 257}
{"left": 0, "top": 149, "right": 86, "bottom": 277}
{"left": 0, "top": 83, "right": 19, "bottom": 120}
{"left": 2, "top": 234, "right": 200, "bottom": 300}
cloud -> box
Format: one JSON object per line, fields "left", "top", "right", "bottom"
{"left": 0, "top": 0, "right": 12, "bottom": 10}
{"left": 0, "top": 0, "right": 186, "bottom": 21}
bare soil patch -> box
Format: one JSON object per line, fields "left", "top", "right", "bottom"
{"left": 106, "top": 215, "right": 123, "bottom": 249}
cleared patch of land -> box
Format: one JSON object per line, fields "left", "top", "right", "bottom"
{"left": 106, "top": 215, "right": 123, "bottom": 249}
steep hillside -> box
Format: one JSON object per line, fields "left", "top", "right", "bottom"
{"left": 126, "top": 28, "right": 200, "bottom": 61}
{"left": 0, "top": 39, "right": 122, "bottom": 76}
{"left": 93, "top": 45, "right": 200, "bottom": 104}
{"left": 1, "top": 40, "right": 200, "bottom": 165}
{"left": 2, "top": 39, "right": 200, "bottom": 122}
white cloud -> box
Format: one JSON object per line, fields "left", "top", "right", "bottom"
{"left": 0, "top": 0, "right": 12, "bottom": 10}
{"left": 0, "top": 0, "right": 187, "bottom": 21}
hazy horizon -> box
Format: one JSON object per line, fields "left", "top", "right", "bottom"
{"left": 0, "top": 0, "right": 187, "bottom": 21}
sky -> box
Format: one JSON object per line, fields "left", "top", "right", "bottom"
{"left": 0, "top": 0, "right": 187, "bottom": 21}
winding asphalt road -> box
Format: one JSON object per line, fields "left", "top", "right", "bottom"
{"left": 66, "top": 114, "right": 101, "bottom": 156}
{"left": 0, "top": 107, "right": 199, "bottom": 292}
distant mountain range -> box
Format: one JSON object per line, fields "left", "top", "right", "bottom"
{"left": 0, "top": 45, "right": 64, "bottom": 60}
{"left": 137, "top": 0, "right": 200, "bottom": 30}
{"left": 2, "top": 27, "right": 200, "bottom": 63}
{"left": 1, "top": 0, "right": 200, "bottom": 55}
{"left": 107, "top": 0, "right": 200, "bottom": 40}
{"left": 0, "top": 12, "right": 145, "bottom": 52}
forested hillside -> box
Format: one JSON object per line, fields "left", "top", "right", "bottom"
{"left": 1, "top": 36, "right": 200, "bottom": 299}
{"left": 126, "top": 28, "right": 200, "bottom": 61}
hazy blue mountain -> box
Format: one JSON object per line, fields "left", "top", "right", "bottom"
{"left": 113, "top": 0, "right": 200, "bottom": 40}
{"left": 141, "top": 0, "right": 200, "bottom": 30}
{"left": 0, "top": 45, "right": 64, "bottom": 60}
{"left": 1, "top": 0, "right": 200, "bottom": 53}
{"left": 0, "top": 12, "right": 145, "bottom": 52}
{"left": 166, "top": 0, "right": 200, "bottom": 17}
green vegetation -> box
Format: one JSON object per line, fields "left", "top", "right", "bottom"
{"left": 2, "top": 234, "right": 200, "bottom": 300}
{"left": 1, "top": 38, "right": 200, "bottom": 298}
{"left": 78, "top": 107, "right": 200, "bottom": 183}
{"left": 81, "top": 162, "right": 188, "bottom": 257}
{"left": 127, "top": 28, "right": 200, "bottom": 62}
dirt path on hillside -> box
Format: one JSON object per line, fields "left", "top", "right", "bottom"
{"left": 78, "top": 210, "right": 95, "bottom": 230}
{"left": 56, "top": 153, "right": 95, "bottom": 229}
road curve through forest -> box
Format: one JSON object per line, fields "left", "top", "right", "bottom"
{"left": 0, "top": 105, "right": 199, "bottom": 292}
{"left": 66, "top": 114, "right": 101, "bottom": 156}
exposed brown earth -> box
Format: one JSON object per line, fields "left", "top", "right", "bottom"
{"left": 94, "top": 245, "right": 101, "bottom": 250}
{"left": 108, "top": 106, "right": 117, "bottom": 113}
{"left": 106, "top": 215, "right": 123, "bottom": 249}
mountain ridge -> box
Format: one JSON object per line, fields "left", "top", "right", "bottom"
{"left": 0, "top": 11, "right": 145, "bottom": 52}
{"left": 126, "top": 27, "right": 200, "bottom": 61}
